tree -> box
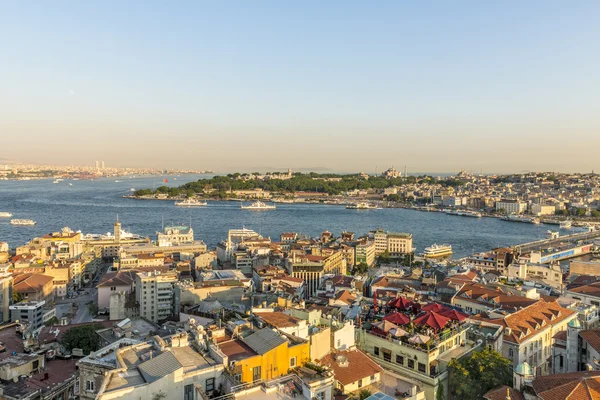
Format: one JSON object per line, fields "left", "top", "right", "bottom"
{"left": 352, "top": 262, "right": 369, "bottom": 275}
{"left": 44, "top": 316, "right": 59, "bottom": 327}
{"left": 12, "top": 291, "right": 24, "bottom": 304}
{"left": 436, "top": 384, "right": 446, "bottom": 400}
{"left": 576, "top": 208, "right": 587, "bottom": 217}
{"left": 377, "top": 251, "right": 392, "bottom": 266}
{"left": 60, "top": 324, "right": 103, "bottom": 355}
{"left": 448, "top": 349, "right": 512, "bottom": 400}
{"left": 358, "top": 390, "right": 372, "bottom": 400}
{"left": 591, "top": 210, "right": 600, "bottom": 218}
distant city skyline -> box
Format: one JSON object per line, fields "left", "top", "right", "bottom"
{"left": 1, "top": 1, "right": 599, "bottom": 173}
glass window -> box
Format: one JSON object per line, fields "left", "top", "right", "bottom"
{"left": 290, "top": 357, "right": 297, "bottom": 368}
{"left": 418, "top": 363, "right": 426, "bottom": 373}
{"left": 396, "top": 355, "right": 404, "bottom": 365}
{"left": 407, "top": 359, "right": 414, "bottom": 369}
{"left": 86, "top": 380, "right": 95, "bottom": 392}
{"left": 383, "top": 351, "right": 391, "bottom": 362}
{"left": 184, "top": 384, "right": 194, "bottom": 400}
{"left": 205, "top": 378, "right": 215, "bottom": 393}
{"left": 374, "top": 346, "right": 380, "bottom": 356}
{"left": 358, "top": 379, "right": 362, "bottom": 388}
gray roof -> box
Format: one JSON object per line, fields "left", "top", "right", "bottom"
{"left": 242, "top": 328, "right": 287, "bottom": 355}
{"left": 138, "top": 351, "right": 182, "bottom": 383}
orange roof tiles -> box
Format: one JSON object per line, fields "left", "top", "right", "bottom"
{"left": 475, "top": 300, "right": 576, "bottom": 344}
{"left": 318, "top": 349, "right": 383, "bottom": 386}
{"left": 258, "top": 312, "right": 303, "bottom": 328}
{"left": 579, "top": 329, "right": 600, "bottom": 353}
{"left": 532, "top": 371, "right": 600, "bottom": 400}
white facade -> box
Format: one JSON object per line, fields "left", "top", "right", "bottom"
{"left": 496, "top": 200, "right": 528, "bottom": 214}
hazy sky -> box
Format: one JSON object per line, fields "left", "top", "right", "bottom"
{"left": 1, "top": 1, "right": 599, "bottom": 173}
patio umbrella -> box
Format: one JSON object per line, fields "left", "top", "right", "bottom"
{"left": 388, "top": 296, "right": 414, "bottom": 310}
{"left": 372, "top": 320, "right": 399, "bottom": 334}
{"left": 421, "top": 303, "right": 448, "bottom": 313}
{"left": 383, "top": 312, "right": 410, "bottom": 325}
{"left": 413, "top": 311, "right": 451, "bottom": 330}
{"left": 408, "top": 333, "right": 431, "bottom": 345}
{"left": 390, "top": 327, "right": 409, "bottom": 337}
{"left": 441, "top": 309, "right": 469, "bottom": 321}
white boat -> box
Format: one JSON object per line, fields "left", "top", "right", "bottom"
{"left": 174, "top": 198, "right": 207, "bottom": 207}
{"left": 0, "top": 212, "right": 13, "bottom": 218}
{"left": 53, "top": 180, "right": 60, "bottom": 184}
{"left": 68, "top": 183, "right": 73, "bottom": 186}
{"left": 502, "top": 215, "right": 540, "bottom": 224}
{"left": 130, "top": 188, "right": 135, "bottom": 192}
{"left": 546, "top": 230, "right": 559, "bottom": 239}
{"left": 456, "top": 210, "right": 482, "bottom": 218}
{"left": 423, "top": 244, "right": 453, "bottom": 258}
{"left": 10, "top": 219, "right": 36, "bottom": 226}
{"left": 560, "top": 220, "right": 572, "bottom": 229}
{"left": 241, "top": 201, "right": 276, "bottom": 210}
{"left": 346, "top": 202, "right": 379, "bottom": 209}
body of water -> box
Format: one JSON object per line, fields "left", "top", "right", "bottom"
{"left": 0, "top": 176, "right": 555, "bottom": 258}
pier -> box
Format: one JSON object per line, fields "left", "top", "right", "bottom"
{"left": 512, "top": 230, "right": 600, "bottom": 263}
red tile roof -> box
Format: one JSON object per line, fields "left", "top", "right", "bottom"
{"left": 579, "top": 329, "right": 600, "bottom": 353}
{"left": 532, "top": 371, "right": 600, "bottom": 400}
{"left": 474, "top": 300, "right": 576, "bottom": 344}
{"left": 318, "top": 349, "right": 383, "bottom": 386}
{"left": 484, "top": 386, "right": 523, "bottom": 400}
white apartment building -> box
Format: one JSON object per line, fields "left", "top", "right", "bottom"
{"left": 157, "top": 225, "right": 194, "bottom": 247}
{"left": 136, "top": 271, "right": 178, "bottom": 322}
{"left": 530, "top": 204, "right": 556, "bottom": 216}
{"left": 496, "top": 200, "right": 528, "bottom": 214}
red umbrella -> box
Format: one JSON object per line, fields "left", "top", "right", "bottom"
{"left": 383, "top": 312, "right": 410, "bottom": 325}
{"left": 413, "top": 311, "right": 451, "bottom": 330}
{"left": 441, "top": 309, "right": 469, "bottom": 321}
{"left": 421, "top": 303, "right": 448, "bottom": 313}
{"left": 388, "top": 296, "right": 414, "bottom": 310}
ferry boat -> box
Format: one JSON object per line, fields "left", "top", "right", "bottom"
{"left": 560, "top": 220, "right": 572, "bottom": 229}
{"left": 457, "top": 210, "right": 482, "bottom": 218}
{"left": 423, "top": 244, "right": 453, "bottom": 258}
{"left": 0, "top": 212, "right": 12, "bottom": 218}
{"left": 501, "top": 215, "right": 540, "bottom": 224}
{"left": 241, "top": 201, "right": 276, "bottom": 210}
{"left": 346, "top": 202, "right": 380, "bottom": 210}
{"left": 174, "top": 198, "right": 207, "bottom": 207}
{"left": 10, "top": 219, "right": 37, "bottom": 226}
{"left": 271, "top": 198, "right": 294, "bottom": 203}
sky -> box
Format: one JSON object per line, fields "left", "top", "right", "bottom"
{"left": 1, "top": 1, "right": 599, "bottom": 174}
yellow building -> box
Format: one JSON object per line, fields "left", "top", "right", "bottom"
{"left": 218, "top": 328, "right": 309, "bottom": 383}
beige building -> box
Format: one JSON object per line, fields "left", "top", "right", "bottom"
{"left": 355, "top": 240, "right": 376, "bottom": 267}
{"left": 136, "top": 270, "right": 178, "bottom": 322}
{"left": 387, "top": 232, "right": 413, "bottom": 257}
{"left": 496, "top": 200, "right": 528, "bottom": 214}
{"left": 473, "top": 300, "right": 577, "bottom": 375}
{"left": 530, "top": 204, "right": 556, "bottom": 216}
{"left": 357, "top": 323, "right": 472, "bottom": 399}
{"left": 0, "top": 275, "right": 13, "bottom": 323}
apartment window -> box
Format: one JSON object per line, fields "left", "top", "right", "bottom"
{"left": 407, "top": 359, "right": 414, "bottom": 369}
{"left": 383, "top": 351, "right": 391, "bottom": 362}
{"left": 86, "top": 379, "right": 95, "bottom": 392}
{"left": 234, "top": 374, "right": 242, "bottom": 383}
{"left": 371, "top": 375, "right": 375, "bottom": 382}
{"left": 290, "top": 356, "right": 297, "bottom": 368}
{"left": 396, "top": 355, "right": 404, "bottom": 365}
{"left": 358, "top": 379, "right": 362, "bottom": 388}
{"left": 559, "top": 355, "right": 564, "bottom": 368}
{"left": 184, "top": 384, "right": 194, "bottom": 400}
{"left": 110, "top": 286, "right": 116, "bottom": 291}
{"left": 315, "top": 392, "right": 325, "bottom": 400}
{"left": 418, "top": 363, "right": 426, "bottom": 373}
{"left": 374, "top": 346, "right": 380, "bottom": 356}
{"left": 205, "top": 378, "right": 215, "bottom": 393}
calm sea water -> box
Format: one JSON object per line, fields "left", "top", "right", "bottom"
{"left": 0, "top": 175, "right": 553, "bottom": 258}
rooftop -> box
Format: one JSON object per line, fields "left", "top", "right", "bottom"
{"left": 318, "top": 349, "right": 383, "bottom": 386}
{"left": 258, "top": 312, "right": 303, "bottom": 328}
{"left": 242, "top": 328, "right": 288, "bottom": 355}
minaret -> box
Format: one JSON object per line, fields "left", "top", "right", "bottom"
{"left": 114, "top": 216, "right": 121, "bottom": 243}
